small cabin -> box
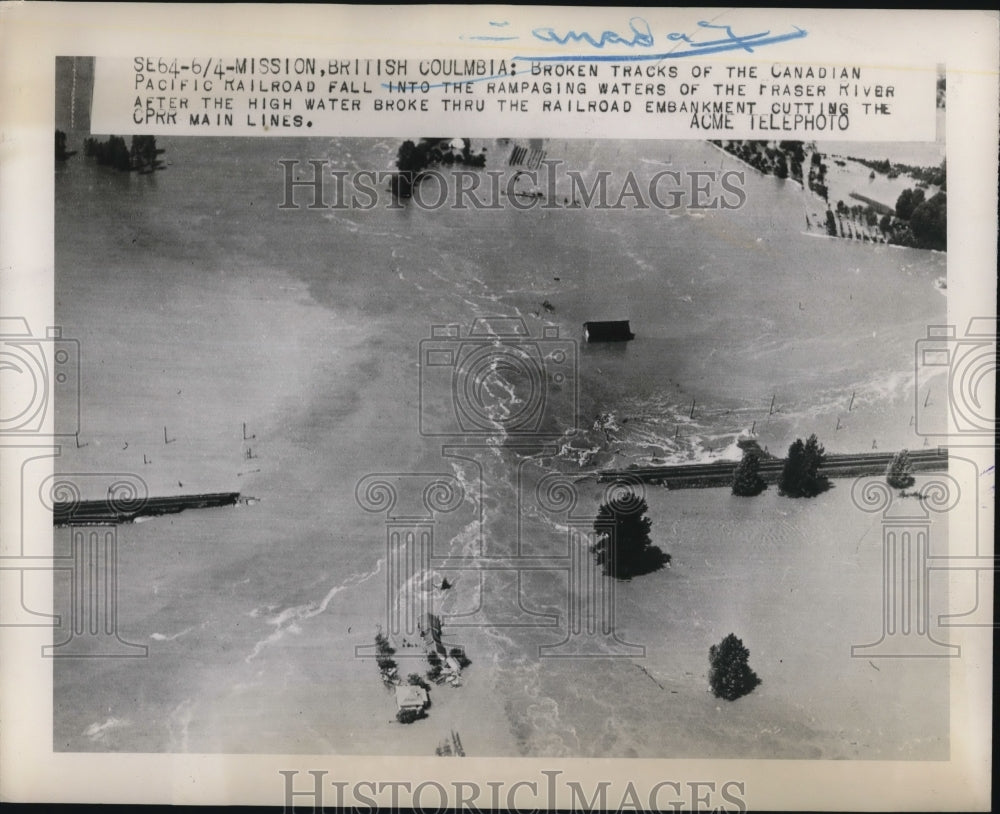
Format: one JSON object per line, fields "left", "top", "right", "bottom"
{"left": 395, "top": 684, "right": 429, "bottom": 711}
{"left": 583, "top": 320, "right": 635, "bottom": 343}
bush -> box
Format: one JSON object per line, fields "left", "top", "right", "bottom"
{"left": 778, "top": 434, "right": 828, "bottom": 498}
{"left": 84, "top": 135, "right": 132, "bottom": 171}
{"left": 591, "top": 491, "right": 670, "bottom": 580}
{"left": 407, "top": 673, "right": 431, "bottom": 690}
{"left": 825, "top": 210, "right": 837, "bottom": 237}
{"left": 732, "top": 450, "right": 766, "bottom": 497}
{"left": 709, "top": 633, "right": 761, "bottom": 701}
{"left": 396, "top": 707, "right": 427, "bottom": 724}
{"left": 909, "top": 192, "right": 947, "bottom": 250}
{"left": 894, "top": 187, "right": 924, "bottom": 220}
{"left": 886, "top": 449, "right": 915, "bottom": 489}
{"left": 375, "top": 631, "right": 397, "bottom": 672}
{"left": 449, "top": 647, "right": 472, "bottom": 669}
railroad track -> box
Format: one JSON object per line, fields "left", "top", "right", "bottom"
{"left": 53, "top": 491, "right": 242, "bottom": 526}
{"left": 598, "top": 448, "right": 947, "bottom": 487}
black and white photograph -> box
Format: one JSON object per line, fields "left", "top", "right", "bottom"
{"left": 1, "top": 5, "right": 995, "bottom": 810}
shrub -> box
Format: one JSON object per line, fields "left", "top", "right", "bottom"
{"left": 375, "top": 631, "right": 397, "bottom": 672}
{"left": 825, "top": 210, "right": 837, "bottom": 236}
{"left": 886, "top": 449, "right": 915, "bottom": 489}
{"left": 709, "top": 633, "right": 761, "bottom": 701}
{"left": 732, "top": 451, "right": 766, "bottom": 496}
{"left": 396, "top": 707, "right": 427, "bottom": 724}
{"left": 407, "top": 673, "right": 430, "bottom": 690}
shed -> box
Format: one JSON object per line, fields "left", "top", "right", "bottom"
{"left": 583, "top": 321, "right": 635, "bottom": 342}
{"left": 395, "top": 684, "right": 429, "bottom": 711}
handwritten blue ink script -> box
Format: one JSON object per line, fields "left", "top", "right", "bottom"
{"left": 465, "top": 18, "right": 807, "bottom": 62}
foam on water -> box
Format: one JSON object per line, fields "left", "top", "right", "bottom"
{"left": 245, "top": 557, "right": 385, "bottom": 663}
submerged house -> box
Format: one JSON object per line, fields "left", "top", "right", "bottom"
{"left": 395, "top": 684, "right": 429, "bottom": 712}
{"left": 583, "top": 320, "right": 635, "bottom": 342}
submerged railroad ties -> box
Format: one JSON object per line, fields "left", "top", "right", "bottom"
{"left": 53, "top": 492, "right": 242, "bottom": 526}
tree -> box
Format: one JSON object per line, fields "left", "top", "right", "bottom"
{"left": 427, "top": 650, "right": 443, "bottom": 681}
{"left": 709, "top": 633, "right": 761, "bottom": 701}
{"left": 894, "top": 187, "right": 925, "bottom": 220}
{"left": 825, "top": 210, "right": 837, "bottom": 237}
{"left": 407, "top": 673, "right": 431, "bottom": 690}
{"left": 778, "top": 434, "right": 828, "bottom": 497}
{"left": 909, "top": 191, "right": 947, "bottom": 250}
{"left": 55, "top": 130, "right": 70, "bottom": 161}
{"left": 396, "top": 707, "right": 427, "bottom": 724}
{"left": 374, "top": 631, "right": 397, "bottom": 673}
{"left": 886, "top": 449, "right": 916, "bottom": 490}
{"left": 591, "top": 491, "right": 670, "bottom": 580}
{"left": 732, "top": 450, "right": 766, "bottom": 496}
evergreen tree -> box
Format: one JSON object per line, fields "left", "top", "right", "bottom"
{"left": 909, "top": 191, "right": 947, "bottom": 250}
{"left": 709, "top": 633, "right": 761, "bottom": 701}
{"left": 591, "top": 491, "right": 670, "bottom": 580}
{"left": 885, "top": 449, "right": 915, "bottom": 489}
{"left": 894, "top": 187, "right": 925, "bottom": 220}
{"left": 779, "top": 434, "right": 827, "bottom": 497}
{"left": 825, "top": 210, "right": 837, "bottom": 236}
{"left": 55, "top": 130, "right": 70, "bottom": 161}
{"left": 732, "top": 450, "right": 766, "bottom": 496}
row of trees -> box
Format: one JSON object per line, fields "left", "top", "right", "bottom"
{"left": 843, "top": 158, "right": 947, "bottom": 250}
{"left": 734, "top": 438, "right": 918, "bottom": 496}
{"left": 850, "top": 156, "right": 946, "bottom": 189}
{"left": 806, "top": 149, "right": 829, "bottom": 202}
{"left": 712, "top": 139, "right": 808, "bottom": 184}
{"left": 83, "top": 134, "right": 161, "bottom": 172}
{"left": 391, "top": 137, "right": 487, "bottom": 198}
{"left": 592, "top": 434, "right": 828, "bottom": 582}
{"left": 732, "top": 434, "right": 828, "bottom": 498}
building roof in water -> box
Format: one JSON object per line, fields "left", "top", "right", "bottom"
{"left": 395, "top": 684, "right": 429, "bottom": 710}
{"left": 583, "top": 320, "right": 635, "bottom": 342}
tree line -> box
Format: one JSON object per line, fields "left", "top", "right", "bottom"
{"left": 391, "top": 137, "right": 487, "bottom": 198}
{"left": 82, "top": 134, "right": 161, "bottom": 172}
